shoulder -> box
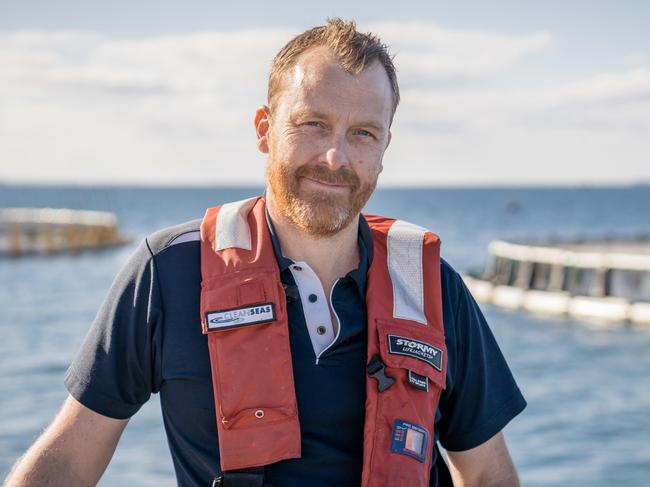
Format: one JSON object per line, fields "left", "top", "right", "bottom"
{"left": 438, "top": 257, "right": 481, "bottom": 334}
{"left": 144, "top": 219, "right": 202, "bottom": 256}
{"left": 440, "top": 258, "right": 465, "bottom": 300}
{"left": 112, "top": 219, "right": 202, "bottom": 283}
{"left": 440, "top": 258, "right": 484, "bottom": 326}
{"left": 438, "top": 258, "right": 471, "bottom": 335}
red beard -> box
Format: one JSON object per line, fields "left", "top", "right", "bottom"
{"left": 267, "top": 162, "right": 378, "bottom": 237}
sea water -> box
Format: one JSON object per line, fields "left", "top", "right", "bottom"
{"left": 1, "top": 185, "right": 649, "bottom": 486}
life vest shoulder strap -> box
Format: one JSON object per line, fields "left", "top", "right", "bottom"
{"left": 362, "top": 213, "right": 445, "bottom": 487}
{"left": 200, "top": 197, "right": 301, "bottom": 472}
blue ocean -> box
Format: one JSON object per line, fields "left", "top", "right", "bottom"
{"left": 1, "top": 184, "right": 649, "bottom": 486}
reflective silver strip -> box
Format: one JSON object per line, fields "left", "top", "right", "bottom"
{"left": 168, "top": 230, "right": 200, "bottom": 247}
{"left": 387, "top": 220, "right": 427, "bottom": 325}
{"left": 215, "top": 197, "right": 257, "bottom": 251}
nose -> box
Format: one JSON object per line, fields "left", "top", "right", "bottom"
{"left": 323, "top": 136, "right": 350, "bottom": 170}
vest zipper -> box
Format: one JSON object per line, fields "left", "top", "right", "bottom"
{"left": 315, "top": 277, "right": 341, "bottom": 365}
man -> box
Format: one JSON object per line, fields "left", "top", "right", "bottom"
{"left": 5, "top": 19, "right": 526, "bottom": 487}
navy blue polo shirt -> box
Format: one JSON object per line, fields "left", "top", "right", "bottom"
{"left": 65, "top": 212, "right": 526, "bottom": 487}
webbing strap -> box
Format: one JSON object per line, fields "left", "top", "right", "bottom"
{"left": 387, "top": 219, "right": 427, "bottom": 324}
{"left": 212, "top": 467, "right": 274, "bottom": 487}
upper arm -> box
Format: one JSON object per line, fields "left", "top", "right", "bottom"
{"left": 436, "top": 262, "right": 526, "bottom": 451}
{"left": 64, "top": 238, "right": 162, "bottom": 419}
{"left": 4, "top": 395, "right": 129, "bottom": 487}
{"left": 446, "top": 431, "right": 520, "bottom": 487}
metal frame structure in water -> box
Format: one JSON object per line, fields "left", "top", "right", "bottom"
{"left": 463, "top": 239, "right": 650, "bottom": 325}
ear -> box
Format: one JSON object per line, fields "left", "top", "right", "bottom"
{"left": 254, "top": 105, "right": 271, "bottom": 154}
{"left": 378, "top": 131, "right": 391, "bottom": 174}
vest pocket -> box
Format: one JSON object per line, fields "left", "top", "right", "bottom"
{"left": 375, "top": 319, "right": 447, "bottom": 391}
{"left": 200, "top": 268, "right": 295, "bottom": 424}
{"left": 220, "top": 405, "right": 298, "bottom": 430}
{"left": 202, "top": 269, "right": 272, "bottom": 310}
{"left": 201, "top": 267, "right": 285, "bottom": 333}
{"left": 368, "top": 319, "right": 444, "bottom": 477}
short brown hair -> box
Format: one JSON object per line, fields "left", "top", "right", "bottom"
{"left": 268, "top": 18, "right": 399, "bottom": 122}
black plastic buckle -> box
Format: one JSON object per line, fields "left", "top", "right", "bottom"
{"left": 367, "top": 354, "right": 395, "bottom": 392}
{"left": 212, "top": 467, "right": 266, "bottom": 487}
{"left": 283, "top": 283, "right": 299, "bottom": 302}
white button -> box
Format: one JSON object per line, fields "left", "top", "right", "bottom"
{"left": 289, "top": 261, "right": 337, "bottom": 357}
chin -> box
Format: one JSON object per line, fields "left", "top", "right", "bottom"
{"left": 290, "top": 198, "right": 356, "bottom": 237}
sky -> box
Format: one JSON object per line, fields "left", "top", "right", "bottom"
{"left": 1, "top": 0, "right": 649, "bottom": 186}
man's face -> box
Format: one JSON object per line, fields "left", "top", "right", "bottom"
{"left": 256, "top": 46, "right": 393, "bottom": 237}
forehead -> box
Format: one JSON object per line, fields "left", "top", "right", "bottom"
{"left": 276, "top": 46, "right": 393, "bottom": 123}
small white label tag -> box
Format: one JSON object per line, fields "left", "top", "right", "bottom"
{"left": 206, "top": 303, "right": 275, "bottom": 331}
{"left": 408, "top": 370, "right": 429, "bottom": 392}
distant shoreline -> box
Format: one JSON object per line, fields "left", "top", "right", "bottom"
{"left": 1, "top": 182, "right": 649, "bottom": 191}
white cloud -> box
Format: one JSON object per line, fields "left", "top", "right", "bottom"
{"left": 368, "top": 21, "right": 552, "bottom": 87}
{"left": 518, "top": 68, "right": 650, "bottom": 133}
{"left": 549, "top": 68, "right": 650, "bottom": 106}
{"left": 0, "top": 24, "right": 648, "bottom": 186}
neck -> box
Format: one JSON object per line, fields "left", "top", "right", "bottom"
{"left": 265, "top": 190, "right": 360, "bottom": 290}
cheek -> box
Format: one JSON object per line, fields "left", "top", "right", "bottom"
{"left": 274, "top": 133, "right": 319, "bottom": 162}
{"left": 351, "top": 145, "right": 384, "bottom": 171}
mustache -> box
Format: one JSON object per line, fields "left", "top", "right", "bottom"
{"left": 295, "top": 165, "right": 360, "bottom": 188}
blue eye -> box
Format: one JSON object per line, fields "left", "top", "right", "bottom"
{"left": 355, "top": 129, "right": 375, "bottom": 138}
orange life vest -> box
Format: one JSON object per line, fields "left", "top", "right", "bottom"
{"left": 200, "top": 196, "right": 446, "bottom": 486}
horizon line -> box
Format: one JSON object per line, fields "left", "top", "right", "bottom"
{"left": 2, "top": 181, "right": 649, "bottom": 190}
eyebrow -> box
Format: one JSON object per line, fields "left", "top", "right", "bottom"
{"left": 290, "top": 108, "right": 329, "bottom": 121}
{"left": 359, "top": 121, "right": 387, "bottom": 132}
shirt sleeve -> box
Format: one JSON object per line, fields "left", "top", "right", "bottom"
{"left": 436, "top": 260, "right": 526, "bottom": 451}
{"left": 64, "top": 238, "right": 163, "bottom": 419}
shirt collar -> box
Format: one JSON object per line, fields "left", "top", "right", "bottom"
{"left": 264, "top": 208, "right": 372, "bottom": 296}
